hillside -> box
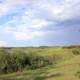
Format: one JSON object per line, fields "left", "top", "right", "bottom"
{"left": 0, "top": 46, "right": 80, "bottom": 80}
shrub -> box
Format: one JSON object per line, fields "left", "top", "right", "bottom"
{"left": 0, "top": 48, "right": 62, "bottom": 74}
{"left": 72, "top": 50, "right": 80, "bottom": 55}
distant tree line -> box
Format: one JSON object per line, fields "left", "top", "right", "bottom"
{"left": 62, "top": 45, "right": 80, "bottom": 49}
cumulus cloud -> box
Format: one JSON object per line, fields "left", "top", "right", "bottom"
{"left": 0, "top": 0, "right": 80, "bottom": 46}
{"left": 28, "top": 0, "right": 80, "bottom": 21}
{"left": 2, "top": 17, "right": 52, "bottom": 40}
{"left": 13, "top": 31, "right": 45, "bottom": 40}
{"left": 3, "top": 23, "right": 47, "bottom": 40}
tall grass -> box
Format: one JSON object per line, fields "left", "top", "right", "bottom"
{"left": 0, "top": 48, "right": 62, "bottom": 74}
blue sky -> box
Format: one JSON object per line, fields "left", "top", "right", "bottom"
{"left": 0, "top": 0, "right": 80, "bottom": 47}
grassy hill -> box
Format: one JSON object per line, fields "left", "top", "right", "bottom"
{"left": 0, "top": 46, "right": 80, "bottom": 80}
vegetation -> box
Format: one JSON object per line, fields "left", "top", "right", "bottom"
{"left": 0, "top": 46, "right": 80, "bottom": 80}
{"left": 0, "top": 47, "right": 62, "bottom": 74}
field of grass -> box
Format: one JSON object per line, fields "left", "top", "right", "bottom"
{"left": 0, "top": 46, "right": 80, "bottom": 80}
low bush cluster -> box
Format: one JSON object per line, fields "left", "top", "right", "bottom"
{"left": 0, "top": 48, "right": 61, "bottom": 74}
{"left": 72, "top": 49, "right": 80, "bottom": 55}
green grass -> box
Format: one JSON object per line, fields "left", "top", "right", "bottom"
{"left": 0, "top": 47, "right": 80, "bottom": 80}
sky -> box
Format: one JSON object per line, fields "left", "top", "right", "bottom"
{"left": 0, "top": 0, "right": 80, "bottom": 47}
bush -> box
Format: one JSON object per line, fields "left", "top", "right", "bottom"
{"left": 0, "top": 48, "right": 62, "bottom": 74}
{"left": 72, "top": 49, "right": 80, "bottom": 55}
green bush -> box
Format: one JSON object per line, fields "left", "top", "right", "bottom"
{"left": 72, "top": 49, "right": 80, "bottom": 55}
{"left": 0, "top": 48, "right": 62, "bottom": 74}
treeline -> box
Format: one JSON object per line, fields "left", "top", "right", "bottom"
{"left": 62, "top": 45, "right": 80, "bottom": 49}
{"left": 0, "top": 48, "right": 61, "bottom": 74}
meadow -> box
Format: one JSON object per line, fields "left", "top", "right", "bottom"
{"left": 0, "top": 46, "right": 80, "bottom": 80}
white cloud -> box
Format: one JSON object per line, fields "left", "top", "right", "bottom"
{"left": 21, "top": 11, "right": 52, "bottom": 29}
{"left": 3, "top": 19, "right": 47, "bottom": 40}
{"left": 30, "top": 0, "right": 80, "bottom": 20}
{"left": 1, "top": 0, "right": 80, "bottom": 42}
{"left": 13, "top": 31, "right": 45, "bottom": 40}
{"left": 0, "top": 41, "right": 9, "bottom": 47}
{"left": 28, "top": 19, "right": 51, "bottom": 29}
{"left": 0, "top": 0, "right": 80, "bottom": 20}
{"left": 2, "top": 11, "right": 51, "bottom": 40}
{"left": 14, "top": 31, "right": 32, "bottom": 40}
{"left": 3, "top": 26, "right": 14, "bottom": 33}
{"left": 53, "top": 0, "right": 80, "bottom": 20}
{"left": 0, "top": 0, "right": 27, "bottom": 16}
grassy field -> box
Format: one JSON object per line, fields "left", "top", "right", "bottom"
{"left": 0, "top": 46, "right": 80, "bottom": 80}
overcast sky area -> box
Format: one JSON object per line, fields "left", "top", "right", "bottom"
{"left": 0, "top": 0, "right": 80, "bottom": 47}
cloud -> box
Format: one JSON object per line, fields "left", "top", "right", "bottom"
{"left": 2, "top": 0, "right": 80, "bottom": 41}
{"left": 3, "top": 26, "right": 14, "bottom": 33}
{"left": 2, "top": 10, "right": 52, "bottom": 40}
{"left": 3, "top": 18, "right": 48, "bottom": 40}
{"left": 0, "top": 41, "right": 9, "bottom": 47}
{"left": 0, "top": 0, "right": 27, "bottom": 16}
{"left": 0, "top": 0, "right": 80, "bottom": 46}
{"left": 0, "top": 0, "right": 80, "bottom": 22}
{"left": 3, "top": 26, "right": 46, "bottom": 40}
{"left": 29, "top": 0, "right": 80, "bottom": 21}
{"left": 13, "top": 31, "right": 45, "bottom": 40}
